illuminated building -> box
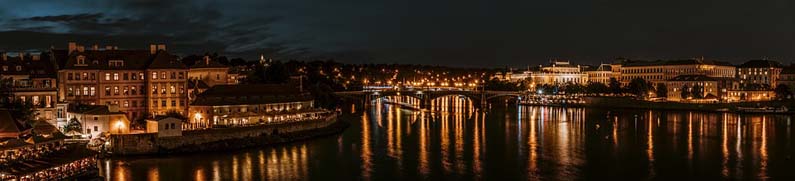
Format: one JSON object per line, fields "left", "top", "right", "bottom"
{"left": 613, "top": 58, "right": 735, "bottom": 85}
{"left": 779, "top": 66, "right": 795, "bottom": 93}
{"left": 665, "top": 75, "right": 736, "bottom": 102}
{"left": 0, "top": 52, "right": 58, "bottom": 125}
{"left": 736, "top": 59, "right": 782, "bottom": 89}
{"left": 54, "top": 42, "right": 188, "bottom": 120}
{"left": 509, "top": 71, "right": 531, "bottom": 82}
{"left": 188, "top": 84, "right": 330, "bottom": 128}
{"left": 583, "top": 64, "right": 613, "bottom": 85}
{"left": 66, "top": 104, "right": 130, "bottom": 138}
{"left": 187, "top": 56, "right": 234, "bottom": 87}
{"left": 529, "top": 60, "right": 588, "bottom": 86}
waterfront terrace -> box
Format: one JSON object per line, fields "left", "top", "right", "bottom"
{"left": 189, "top": 84, "right": 329, "bottom": 129}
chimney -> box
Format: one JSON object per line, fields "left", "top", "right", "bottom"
{"left": 92, "top": 44, "right": 99, "bottom": 50}
{"left": 156, "top": 44, "right": 166, "bottom": 51}
{"left": 18, "top": 52, "right": 24, "bottom": 61}
{"left": 68, "top": 42, "right": 77, "bottom": 53}
{"left": 150, "top": 44, "right": 157, "bottom": 54}
{"left": 203, "top": 56, "right": 210, "bottom": 65}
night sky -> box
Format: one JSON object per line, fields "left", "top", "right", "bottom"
{"left": 1, "top": 0, "right": 794, "bottom": 67}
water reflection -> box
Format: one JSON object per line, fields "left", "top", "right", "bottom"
{"left": 101, "top": 101, "right": 794, "bottom": 180}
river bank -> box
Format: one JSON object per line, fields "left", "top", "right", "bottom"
{"left": 581, "top": 96, "right": 793, "bottom": 114}
{"left": 108, "top": 115, "right": 347, "bottom": 156}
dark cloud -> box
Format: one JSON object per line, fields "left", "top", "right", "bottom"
{"left": 19, "top": 13, "right": 103, "bottom": 22}
{"left": 1, "top": 0, "right": 795, "bottom": 67}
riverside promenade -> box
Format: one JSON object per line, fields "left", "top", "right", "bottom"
{"left": 108, "top": 114, "right": 345, "bottom": 155}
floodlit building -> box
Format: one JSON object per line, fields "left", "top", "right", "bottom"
{"left": 583, "top": 64, "right": 614, "bottom": 85}
{"left": 145, "top": 116, "right": 182, "bottom": 137}
{"left": 188, "top": 84, "right": 330, "bottom": 128}
{"left": 54, "top": 42, "right": 188, "bottom": 120}
{"left": 187, "top": 56, "right": 233, "bottom": 87}
{"left": 779, "top": 65, "right": 795, "bottom": 92}
{"left": 613, "top": 58, "right": 736, "bottom": 85}
{"left": 665, "top": 75, "right": 736, "bottom": 102}
{"left": 736, "top": 59, "right": 782, "bottom": 89}
{"left": 66, "top": 104, "right": 130, "bottom": 138}
{"left": 529, "top": 60, "right": 588, "bottom": 86}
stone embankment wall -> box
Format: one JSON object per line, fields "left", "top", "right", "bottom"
{"left": 583, "top": 97, "right": 791, "bottom": 112}
{"left": 109, "top": 116, "right": 343, "bottom": 155}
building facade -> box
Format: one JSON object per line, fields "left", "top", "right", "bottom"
{"left": 529, "top": 60, "right": 588, "bottom": 86}
{"left": 736, "top": 60, "right": 782, "bottom": 89}
{"left": 188, "top": 84, "right": 328, "bottom": 129}
{"left": 583, "top": 64, "right": 613, "bottom": 85}
{"left": 614, "top": 59, "right": 736, "bottom": 85}
{"left": 66, "top": 104, "right": 130, "bottom": 138}
{"left": 55, "top": 42, "right": 188, "bottom": 120}
{"left": 779, "top": 66, "right": 795, "bottom": 93}
{"left": 0, "top": 52, "right": 59, "bottom": 124}
{"left": 665, "top": 75, "right": 736, "bottom": 102}
{"left": 187, "top": 56, "right": 232, "bottom": 87}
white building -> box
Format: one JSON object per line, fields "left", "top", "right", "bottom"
{"left": 66, "top": 104, "right": 130, "bottom": 138}
{"left": 529, "top": 60, "right": 588, "bottom": 86}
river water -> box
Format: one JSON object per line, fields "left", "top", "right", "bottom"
{"left": 100, "top": 96, "right": 794, "bottom": 180}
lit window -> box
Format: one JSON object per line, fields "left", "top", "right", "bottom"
{"left": 105, "top": 73, "right": 111, "bottom": 80}
{"left": 113, "top": 73, "right": 119, "bottom": 80}
{"left": 152, "top": 72, "right": 158, "bottom": 79}
{"left": 114, "top": 86, "right": 119, "bottom": 95}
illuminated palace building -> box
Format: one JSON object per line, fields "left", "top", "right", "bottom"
{"left": 55, "top": 42, "right": 188, "bottom": 120}
{"left": 613, "top": 58, "right": 736, "bottom": 85}
{"left": 189, "top": 84, "right": 330, "bottom": 128}
{"left": 529, "top": 60, "right": 588, "bottom": 86}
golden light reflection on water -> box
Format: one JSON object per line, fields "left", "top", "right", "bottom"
{"left": 102, "top": 98, "right": 792, "bottom": 180}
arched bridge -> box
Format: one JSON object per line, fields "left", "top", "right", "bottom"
{"left": 336, "top": 89, "right": 524, "bottom": 108}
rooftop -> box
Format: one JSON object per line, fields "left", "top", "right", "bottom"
{"left": 738, "top": 59, "right": 783, "bottom": 68}
{"left": 668, "top": 75, "right": 736, "bottom": 81}
{"left": 0, "top": 109, "right": 32, "bottom": 138}
{"left": 66, "top": 104, "right": 124, "bottom": 115}
{"left": 619, "top": 59, "right": 733, "bottom": 67}
{"left": 192, "top": 84, "right": 313, "bottom": 106}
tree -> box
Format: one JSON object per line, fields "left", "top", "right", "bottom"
{"left": 774, "top": 84, "right": 792, "bottom": 100}
{"left": 627, "top": 78, "right": 650, "bottom": 98}
{"left": 64, "top": 117, "right": 82, "bottom": 134}
{"left": 692, "top": 84, "right": 704, "bottom": 99}
{"left": 564, "top": 83, "right": 585, "bottom": 94}
{"left": 608, "top": 78, "right": 622, "bottom": 94}
{"left": 165, "top": 110, "right": 187, "bottom": 120}
{"left": 4, "top": 100, "right": 38, "bottom": 125}
{"left": 655, "top": 83, "right": 668, "bottom": 98}
{"left": 681, "top": 84, "right": 690, "bottom": 99}
{"left": 586, "top": 82, "right": 609, "bottom": 94}
{"left": 132, "top": 112, "right": 151, "bottom": 130}
{"left": 264, "top": 61, "right": 290, "bottom": 84}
